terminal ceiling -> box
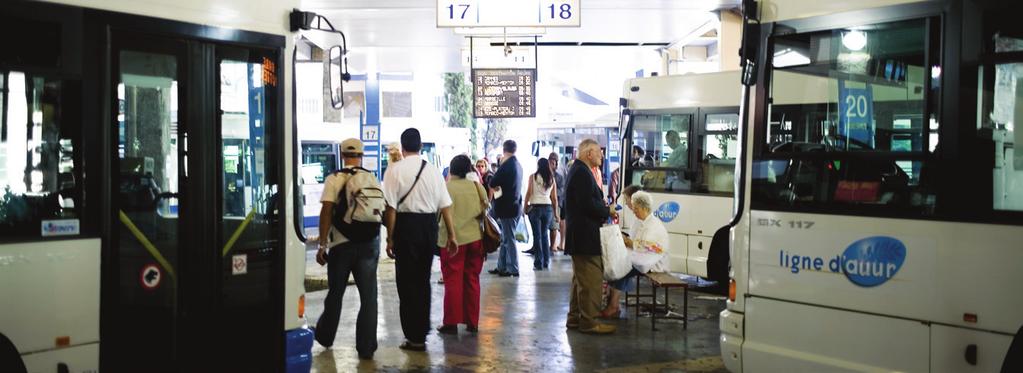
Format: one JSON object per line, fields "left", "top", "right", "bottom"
{"left": 300, "top": 0, "right": 740, "bottom": 72}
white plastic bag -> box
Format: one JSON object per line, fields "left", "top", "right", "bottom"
{"left": 600, "top": 224, "right": 632, "bottom": 281}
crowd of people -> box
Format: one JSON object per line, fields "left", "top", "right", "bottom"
{"left": 312, "top": 127, "right": 673, "bottom": 358}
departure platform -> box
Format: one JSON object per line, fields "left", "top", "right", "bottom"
{"left": 304, "top": 242, "right": 728, "bottom": 372}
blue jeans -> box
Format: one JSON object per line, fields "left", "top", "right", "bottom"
{"left": 315, "top": 238, "right": 379, "bottom": 356}
{"left": 496, "top": 217, "right": 519, "bottom": 274}
{"left": 528, "top": 205, "right": 553, "bottom": 269}
{"left": 609, "top": 268, "right": 643, "bottom": 292}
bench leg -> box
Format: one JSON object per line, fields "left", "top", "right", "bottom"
{"left": 651, "top": 285, "right": 657, "bottom": 331}
{"left": 633, "top": 275, "right": 640, "bottom": 317}
{"left": 683, "top": 286, "right": 688, "bottom": 330}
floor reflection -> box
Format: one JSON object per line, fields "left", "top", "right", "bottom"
{"left": 306, "top": 243, "right": 726, "bottom": 372}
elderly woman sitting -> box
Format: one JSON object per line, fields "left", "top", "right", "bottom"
{"left": 599, "top": 190, "right": 669, "bottom": 318}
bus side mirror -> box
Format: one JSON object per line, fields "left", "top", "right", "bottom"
{"left": 327, "top": 45, "right": 348, "bottom": 109}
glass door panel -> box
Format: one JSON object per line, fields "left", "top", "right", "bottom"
{"left": 114, "top": 47, "right": 181, "bottom": 370}
{"left": 217, "top": 48, "right": 280, "bottom": 368}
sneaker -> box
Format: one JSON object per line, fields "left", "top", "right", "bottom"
{"left": 488, "top": 268, "right": 503, "bottom": 275}
{"left": 580, "top": 324, "right": 617, "bottom": 334}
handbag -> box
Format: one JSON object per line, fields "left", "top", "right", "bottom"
{"left": 475, "top": 182, "right": 501, "bottom": 254}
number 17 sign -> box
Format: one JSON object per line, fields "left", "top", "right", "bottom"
{"left": 437, "top": 0, "right": 581, "bottom": 28}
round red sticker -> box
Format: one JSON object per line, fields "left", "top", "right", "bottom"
{"left": 140, "top": 264, "right": 161, "bottom": 291}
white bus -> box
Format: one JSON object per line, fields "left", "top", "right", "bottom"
{"left": 618, "top": 71, "right": 741, "bottom": 281}
{"left": 721, "top": 0, "right": 1023, "bottom": 371}
{"left": 0, "top": 1, "right": 315, "bottom": 371}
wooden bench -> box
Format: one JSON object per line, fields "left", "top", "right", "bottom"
{"left": 623, "top": 272, "right": 708, "bottom": 330}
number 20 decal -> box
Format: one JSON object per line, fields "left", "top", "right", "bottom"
{"left": 845, "top": 94, "right": 869, "bottom": 118}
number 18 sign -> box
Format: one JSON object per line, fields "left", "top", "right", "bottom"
{"left": 437, "top": 0, "right": 581, "bottom": 28}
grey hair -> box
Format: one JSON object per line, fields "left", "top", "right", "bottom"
{"left": 631, "top": 191, "right": 653, "bottom": 211}
{"left": 578, "top": 138, "right": 599, "bottom": 153}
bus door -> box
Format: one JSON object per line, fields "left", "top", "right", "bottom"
{"left": 108, "top": 28, "right": 282, "bottom": 371}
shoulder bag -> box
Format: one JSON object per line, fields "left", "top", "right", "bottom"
{"left": 475, "top": 181, "right": 501, "bottom": 254}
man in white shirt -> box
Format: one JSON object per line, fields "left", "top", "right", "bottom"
{"left": 314, "top": 138, "right": 379, "bottom": 359}
{"left": 382, "top": 128, "right": 457, "bottom": 352}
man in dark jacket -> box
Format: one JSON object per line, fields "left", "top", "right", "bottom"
{"left": 488, "top": 140, "right": 523, "bottom": 277}
{"left": 564, "top": 138, "right": 617, "bottom": 334}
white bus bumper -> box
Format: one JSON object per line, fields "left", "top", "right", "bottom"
{"left": 720, "top": 309, "right": 744, "bottom": 373}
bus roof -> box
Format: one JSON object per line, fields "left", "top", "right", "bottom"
{"left": 623, "top": 71, "right": 742, "bottom": 111}
{"left": 40, "top": 0, "right": 294, "bottom": 36}
{"left": 758, "top": 0, "right": 939, "bottom": 23}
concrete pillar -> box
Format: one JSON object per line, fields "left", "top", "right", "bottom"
{"left": 718, "top": 10, "right": 743, "bottom": 72}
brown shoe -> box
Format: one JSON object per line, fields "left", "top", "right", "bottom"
{"left": 580, "top": 324, "right": 617, "bottom": 334}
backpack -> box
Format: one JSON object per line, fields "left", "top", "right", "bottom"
{"left": 331, "top": 167, "right": 384, "bottom": 242}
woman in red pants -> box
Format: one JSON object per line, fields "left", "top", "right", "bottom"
{"left": 436, "top": 154, "right": 489, "bottom": 334}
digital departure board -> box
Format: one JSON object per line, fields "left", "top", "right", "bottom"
{"left": 472, "top": 68, "right": 536, "bottom": 118}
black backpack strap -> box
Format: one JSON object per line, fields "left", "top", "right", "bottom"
{"left": 397, "top": 160, "right": 428, "bottom": 209}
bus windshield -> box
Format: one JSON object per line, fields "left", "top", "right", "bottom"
{"left": 753, "top": 18, "right": 940, "bottom": 215}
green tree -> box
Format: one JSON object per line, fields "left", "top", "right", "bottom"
{"left": 483, "top": 118, "right": 508, "bottom": 157}
{"left": 443, "top": 72, "right": 479, "bottom": 157}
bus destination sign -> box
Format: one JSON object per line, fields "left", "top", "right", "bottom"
{"left": 473, "top": 68, "right": 536, "bottom": 118}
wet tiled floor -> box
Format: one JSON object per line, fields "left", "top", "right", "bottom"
{"left": 305, "top": 243, "right": 727, "bottom": 372}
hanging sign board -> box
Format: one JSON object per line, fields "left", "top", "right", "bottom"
{"left": 473, "top": 68, "right": 536, "bottom": 118}
{"left": 438, "top": 0, "right": 581, "bottom": 28}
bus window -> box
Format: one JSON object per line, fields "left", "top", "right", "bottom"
{"left": 753, "top": 18, "right": 939, "bottom": 215}
{"left": 697, "top": 112, "right": 738, "bottom": 194}
{"left": 981, "top": 33, "right": 1023, "bottom": 212}
{"left": 628, "top": 113, "right": 692, "bottom": 193}
{"left": 0, "top": 71, "right": 82, "bottom": 239}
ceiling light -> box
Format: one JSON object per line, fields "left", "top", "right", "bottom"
{"left": 842, "top": 31, "right": 867, "bottom": 51}
{"left": 773, "top": 48, "right": 810, "bottom": 68}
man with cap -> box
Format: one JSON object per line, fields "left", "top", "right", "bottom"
{"left": 314, "top": 138, "right": 381, "bottom": 359}
{"left": 383, "top": 128, "right": 457, "bottom": 352}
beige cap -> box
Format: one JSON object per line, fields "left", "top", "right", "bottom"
{"left": 340, "top": 138, "right": 364, "bottom": 155}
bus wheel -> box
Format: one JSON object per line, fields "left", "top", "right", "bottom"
{"left": 0, "top": 333, "right": 27, "bottom": 373}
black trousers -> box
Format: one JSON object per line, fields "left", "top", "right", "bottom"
{"left": 394, "top": 212, "right": 439, "bottom": 343}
